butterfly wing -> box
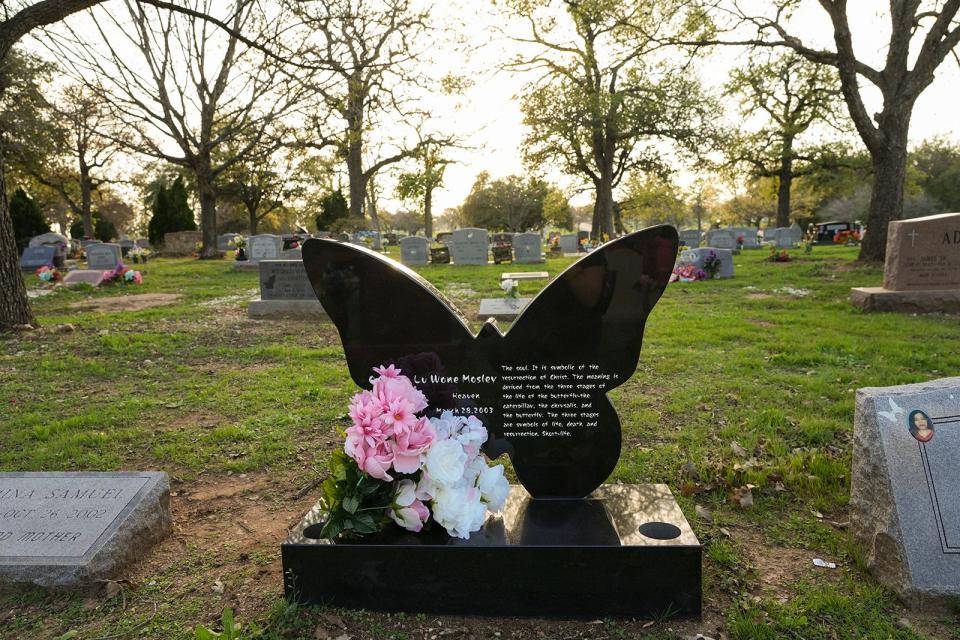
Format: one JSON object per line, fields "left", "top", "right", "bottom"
{"left": 301, "top": 239, "right": 479, "bottom": 399}
{"left": 490, "top": 225, "right": 678, "bottom": 497}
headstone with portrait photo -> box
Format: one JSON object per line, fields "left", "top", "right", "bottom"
{"left": 852, "top": 377, "right": 960, "bottom": 608}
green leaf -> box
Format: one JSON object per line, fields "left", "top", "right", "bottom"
{"left": 342, "top": 495, "right": 360, "bottom": 514}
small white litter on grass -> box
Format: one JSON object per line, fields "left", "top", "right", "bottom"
{"left": 776, "top": 286, "right": 811, "bottom": 297}
{"left": 813, "top": 558, "right": 837, "bottom": 569}
{"left": 200, "top": 288, "right": 258, "bottom": 307}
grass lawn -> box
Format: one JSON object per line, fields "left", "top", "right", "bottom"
{"left": 1, "top": 244, "right": 959, "bottom": 639}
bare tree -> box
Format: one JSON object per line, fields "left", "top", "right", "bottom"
{"left": 704, "top": 1, "right": 960, "bottom": 261}
{"left": 46, "top": 0, "right": 307, "bottom": 257}
{"left": 289, "top": 0, "right": 444, "bottom": 221}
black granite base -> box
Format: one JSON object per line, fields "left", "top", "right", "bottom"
{"left": 282, "top": 484, "right": 701, "bottom": 618}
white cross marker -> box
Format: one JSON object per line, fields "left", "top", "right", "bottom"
{"left": 908, "top": 230, "right": 920, "bottom": 247}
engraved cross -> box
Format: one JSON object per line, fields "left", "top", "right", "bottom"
{"left": 908, "top": 230, "right": 920, "bottom": 247}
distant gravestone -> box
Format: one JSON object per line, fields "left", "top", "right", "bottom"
{"left": 775, "top": 227, "right": 796, "bottom": 248}
{"left": 135, "top": 238, "right": 151, "bottom": 249}
{"left": 513, "top": 232, "right": 544, "bottom": 264}
{"left": 162, "top": 230, "right": 202, "bottom": 256}
{"left": 63, "top": 271, "right": 106, "bottom": 287}
{"left": 85, "top": 243, "right": 122, "bottom": 271}
{"left": 705, "top": 230, "right": 735, "bottom": 250}
{"left": 853, "top": 377, "right": 960, "bottom": 608}
{"left": 279, "top": 247, "right": 303, "bottom": 260}
{"left": 248, "top": 260, "right": 328, "bottom": 320}
{"left": 247, "top": 234, "right": 283, "bottom": 263}
{"left": 19, "top": 246, "right": 55, "bottom": 271}
{"left": 559, "top": 234, "right": 579, "bottom": 254}
{"left": 449, "top": 228, "right": 489, "bottom": 265}
{"left": 501, "top": 271, "right": 548, "bottom": 282}
{"left": 677, "top": 248, "right": 734, "bottom": 279}
{"left": 679, "top": 230, "right": 701, "bottom": 248}
{"left": 851, "top": 212, "right": 960, "bottom": 313}
{"left": 400, "top": 236, "right": 429, "bottom": 266}
{"left": 477, "top": 297, "right": 531, "bottom": 322}
{"left": 28, "top": 232, "right": 68, "bottom": 266}
{"left": 731, "top": 227, "right": 759, "bottom": 248}
{"left": 0, "top": 471, "right": 171, "bottom": 587}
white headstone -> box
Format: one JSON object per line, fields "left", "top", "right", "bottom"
{"left": 247, "top": 234, "right": 283, "bottom": 263}
{"left": 85, "top": 243, "right": 122, "bottom": 271}
{"left": 677, "top": 247, "right": 734, "bottom": 279}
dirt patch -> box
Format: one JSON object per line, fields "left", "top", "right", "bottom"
{"left": 746, "top": 318, "right": 776, "bottom": 328}
{"left": 735, "top": 528, "right": 840, "bottom": 600}
{"left": 70, "top": 293, "right": 183, "bottom": 313}
{"left": 745, "top": 293, "right": 772, "bottom": 300}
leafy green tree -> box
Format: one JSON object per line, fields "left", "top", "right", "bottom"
{"left": 315, "top": 190, "right": 350, "bottom": 231}
{"left": 147, "top": 177, "right": 196, "bottom": 246}
{"left": 395, "top": 139, "right": 454, "bottom": 238}
{"left": 70, "top": 215, "right": 115, "bottom": 242}
{"left": 543, "top": 187, "right": 573, "bottom": 230}
{"left": 912, "top": 138, "right": 960, "bottom": 213}
{"left": 510, "top": 0, "right": 718, "bottom": 239}
{"left": 724, "top": 51, "right": 847, "bottom": 227}
{"left": 620, "top": 175, "right": 690, "bottom": 230}
{"left": 461, "top": 173, "right": 552, "bottom": 232}
{"left": 9, "top": 187, "right": 48, "bottom": 251}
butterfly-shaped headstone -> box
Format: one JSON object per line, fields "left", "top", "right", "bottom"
{"left": 303, "top": 225, "right": 678, "bottom": 499}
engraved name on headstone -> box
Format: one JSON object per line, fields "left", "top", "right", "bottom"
{"left": 0, "top": 472, "right": 171, "bottom": 587}
{"left": 259, "top": 260, "right": 316, "bottom": 300}
{"left": 884, "top": 212, "right": 960, "bottom": 291}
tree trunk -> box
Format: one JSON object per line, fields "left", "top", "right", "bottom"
{"left": 424, "top": 186, "right": 433, "bottom": 238}
{"left": 81, "top": 171, "right": 93, "bottom": 237}
{"left": 366, "top": 187, "right": 382, "bottom": 250}
{"left": 196, "top": 166, "right": 219, "bottom": 259}
{"left": 248, "top": 205, "right": 258, "bottom": 236}
{"left": 859, "top": 142, "right": 907, "bottom": 262}
{"left": 591, "top": 173, "right": 615, "bottom": 241}
{"left": 612, "top": 201, "right": 625, "bottom": 235}
{"left": 0, "top": 155, "right": 35, "bottom": 331}
{"left": 347, "top": 140, "right": 365, "bottom": 221}
{"left": 776, "top": 153, "right": 793, "bottom": 228}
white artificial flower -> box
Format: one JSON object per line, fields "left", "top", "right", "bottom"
{"left": 393, "top": 478, "right": 416, "bottom": 507}
{"left": 424, "top": 438, "right": 468, "bottom": 485}
{"left": 432, "top": 484, "right": 486, "bottom": 539}
{"left": 415, "top": 471, "right": 439, "bottom": 501}
{"left": 461, "top": 455, "right": 487, "bottom": 488}
{"left": 500, "top": 279, "right": 516, "bottom": 292}
{"left": 478, "top": 464, "right": 510, "bottom": 512}
{"left": 430, "top": 411, "right": 459, "bottom": 440}
{"left": 457, "top": 416, "right": 488, "bottom": 457}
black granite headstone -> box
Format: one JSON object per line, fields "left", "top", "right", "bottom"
{"left": 287, "top": 226, "right": 700, "bottom": 618}
{"left": 302, "top": 226, "right": 678, "bottom": 498}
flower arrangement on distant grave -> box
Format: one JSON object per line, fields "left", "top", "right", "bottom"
{"left": 129, "top": 246, "right": 151, "bottom": 264}
{"left": 500, "top": 278, "right": 519, "bottom": 299}
{"left": 317, "top": 365, "right": 509, "bottom": 540}
{"left": 669, "top": 264, "right": 708, "bottom": 282}
{"left": 230, "top": 236, "right": 247, "bottom": 250}
{"left": 702, "top": 250, "right": 722, "bottom": 278}
{"left": 36, "top": 265, "right": 62, "bottom": 284}
{"left": 768, "top": 246, "right": 791, "bottom": 262}
{"left": 101, "top": 263, "right": 143, "bottom": 285}
{"left": 834, "top": 229, "right": 861, "bottom": 245}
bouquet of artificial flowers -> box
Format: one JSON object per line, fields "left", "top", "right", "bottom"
{"left": 319, "top": 365, "right": 509, "bottom": 540}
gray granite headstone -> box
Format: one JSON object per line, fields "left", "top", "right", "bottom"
{"left": 449, "top": 228, "right": 489, "bottom": 265}
{"left": 259, "top": 260, "right": 315, "bottom": 300}
{"left": 20, "top": 246, "right": 55, "bottom": 271}
{"left": 85, "top": 243, "right": 122, "bottom": 270}
{"left": 705, "top": 229, "right": 735, "bottom": 250}
{"left": 853, "top": 377, "right": 960, "bottom": 608}
{"left": 0, "top": 471, "right": 171, "bottom": 587}
{"left": 730, "top": 227, "right": 760, "bottom": 248}
{"left": 63, "top": 270, "right": 106, "bottom": 287}
{"left": 513, "top": 233, "right": 544, "bottom": 263}
{"left": 247, "top": 234, "right": 282, "bottom": 263}
{"left": 400, "top": 236, "right": 429, "bottom": 266}
{"left": 677, "top": 248, "right": 734, "bottom": 278}
{"left": 559, "top": 234, "right": 579, "bottom": 254}
{"left": 679, "top": 230, "right": 701, "bottom": 248}
{"left": 279, "top": 247, "right": 303, "bottom": 260}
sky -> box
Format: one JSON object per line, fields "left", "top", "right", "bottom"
{"left": 26, "top": 1, "right": 960, "bottom": 219}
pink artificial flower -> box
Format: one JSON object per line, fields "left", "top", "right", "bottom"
{"left": 349, "top": 390, "right": 384, "bottom": 426}
{"left": 388, "top": 479, "right": 431, "bottom": 532}
{"left": 132, "top": 271, "right": 143, "bottom": 284}
{"left": 391, "top": 416, "right": 436, "bottom": 474}
{"left": 371, "top": 366, "right": 428, "bottom": 413}
{"left": 381, "top": 397, "right": 417, "bottom": 434}
{"left": 361, "top": 439, "right": 395, "bottom": 481}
